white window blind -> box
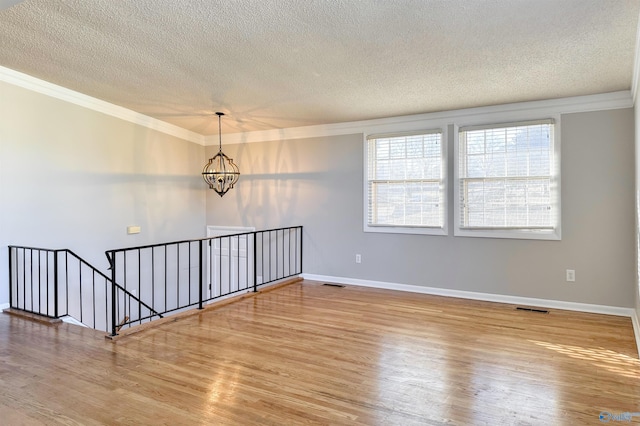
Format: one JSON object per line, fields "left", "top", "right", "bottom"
{"left": 366, "top": 130, "right": 445, "bottom": 230}
{"left": 458, "top": 120, "right": 556, "bottom": 232}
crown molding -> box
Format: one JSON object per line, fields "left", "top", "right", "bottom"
{"left": 632, "top": 11, "right": 640, "bottom": 104}
{"left": 212, "top": 90, "right": 633, "bottom": 146}
{"left": 2, "top": 66, "right": 631, "bottom": 148}
{"left": 0, "top": 66, "right": 205, "bottom": 145}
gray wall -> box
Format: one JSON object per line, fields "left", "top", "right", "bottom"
{"left": 1, "top": 78, "right": 634, "bottom": 310}
{"left": 635, "top": 101, "right": 640, "bottom": 320}
{"left": 0, "top": 81, "right": 206, "bottom": 304}
{"left": 207, "top": 108, "right": 635, "bottom": 307}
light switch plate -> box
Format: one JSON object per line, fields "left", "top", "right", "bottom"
{"left": 127, "top": 226, "right": 141, "bottom": 234}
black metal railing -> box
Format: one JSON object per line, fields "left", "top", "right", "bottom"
{"left": 7, "top": 226, "right": 303, "bottom": 336}
{"left": 7, "top": 247, "right": 160, "bottom": 332}
{"left": 105, "top": 226, "right": 303, "bottom": 336}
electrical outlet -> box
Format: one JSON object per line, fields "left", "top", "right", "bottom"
{"left": 566, "top": 269, "right": 575, "bottom": 282}
{"left": 355, "top": 254, "right": 362, "bottom": 264}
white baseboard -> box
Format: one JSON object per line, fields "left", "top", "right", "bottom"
{"left": 304, "top": 273, "right": 640, "bottom": 359}
{"left": 632, "top": 310, "right": 640, "bottom": 358}
{"left": 0, "top": 303, "right": 9, "bottom": 311}
{"left": 302, "top": 274, "right": 636, "bottom": 317}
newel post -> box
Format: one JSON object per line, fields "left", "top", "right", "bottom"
{"left": 8, "top": 247, "right": 13, "bottom": 309}
{"left": 108, "top": 251, "right": 117, "bottom": 337}
{"left": 53, "top": 251, "right": 59, "bottom": 318}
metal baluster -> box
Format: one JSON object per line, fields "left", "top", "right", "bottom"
{"left": 177, "top": 244, "right": 180, "bottom": 310}
{"left": 209, "top": 239, "right": 213, "bottom": 299}
{"left": 79, "top": 257, "right": 83, "bottom": 323}
{"left": 138, "top": 249, "right": 141, "bottom": 325}
{"left": 29, "top": 249, "right": 33, "bottom": 312}
{"left": 245, "top": 234, "right": 249, "bottom": 291}
{"left": 236, "top": 235, "right": 240, "bottom": 293}
{"left": 52, "top": 251, "right": 58, "bottom": 318}
{"left": 92, "top": 269, "right": 96, "bottom": 328}
{"left": 253, "top": 232, "right": 257, "bottom": 292}
{"left": 152, "top": 247, "right": 155, "bottom": 317}
{"left": 198, "top": 240, "right": 203, "bottom": 310}
{"left": 65, "top": 251, "right": 69, "bottom": 316}
{"left": 123, "top": 252, "right": 127, "bottom": 325}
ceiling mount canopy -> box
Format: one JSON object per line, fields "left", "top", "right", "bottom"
{"left": 202, "top": 112, "right": 240, "bottom": 197}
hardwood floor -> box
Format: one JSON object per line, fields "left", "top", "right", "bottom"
{"left": 1, "top": 280, "right": 638, "bottom": 425}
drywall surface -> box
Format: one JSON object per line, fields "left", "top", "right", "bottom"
{"left": 206, "top": 108, "right": 635, "bottom": 307}
{"left": 0, "top": 81, "right": 206, "bottom": 304}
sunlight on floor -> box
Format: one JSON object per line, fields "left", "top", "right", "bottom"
{"left": 529, "top": 340, "right": 640, "bottom": 379}
{"left": 206, "top": 363, "right": 241, "bottom": 417}
{"left": 376, "top": 334, "right": 560, "bottom": 423}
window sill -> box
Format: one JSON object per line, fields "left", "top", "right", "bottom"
{"left": 454, "top": 227, "right": 561, "bottom": 241}
{"left": 364, "top": 225, "right": 448, "bottom": 236}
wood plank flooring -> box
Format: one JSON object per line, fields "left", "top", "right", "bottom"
{"left": 1, "top": 280, "right": 638, "bottom": 425}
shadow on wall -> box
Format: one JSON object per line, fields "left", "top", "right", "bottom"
{"left": 228, "top": 134, "right": 353, "bottom": 229}
{"left": 232, "top": 134, "right": 301, "bottom": 228}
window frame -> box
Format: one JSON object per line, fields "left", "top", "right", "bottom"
{"left": 453, "top": 118, "right": 561, "bottom": 240}
{"left": 363, "top": 128, "right": 448, "bottom": 236}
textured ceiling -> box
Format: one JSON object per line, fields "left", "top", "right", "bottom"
{"left": 1, "top": 0, "right": 639, "bottom": 135}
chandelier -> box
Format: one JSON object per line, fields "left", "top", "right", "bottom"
{"left": 202, "top": 112, "right": 240, "bottom": 197}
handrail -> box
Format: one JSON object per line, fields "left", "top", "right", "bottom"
{"left": 105, "top": 225, "right": 299, "bottom": 253}
{"left": 68, "top": 249, "right": 162, "bottom": 319}
{"left": 57, "top": 249, "right": 162, "bottom": 319}
{"left": 64, "top": 249, "right": 111, "bottom": 282}
{"left": 8, "top": 245, "right": 65, "bottom": 252}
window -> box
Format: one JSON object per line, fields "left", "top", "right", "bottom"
{"left": 455, "top": 119, "right": 560, "bottom": 240}
{"left": 365, "top": 130, "right": 446, "bottom": 235}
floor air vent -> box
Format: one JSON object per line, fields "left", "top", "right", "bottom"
{"left": 516, "top": 307, "right": 549, "bottom": 314}
{"left": 322, "top": 283, "right": 345, "bottom": 288}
